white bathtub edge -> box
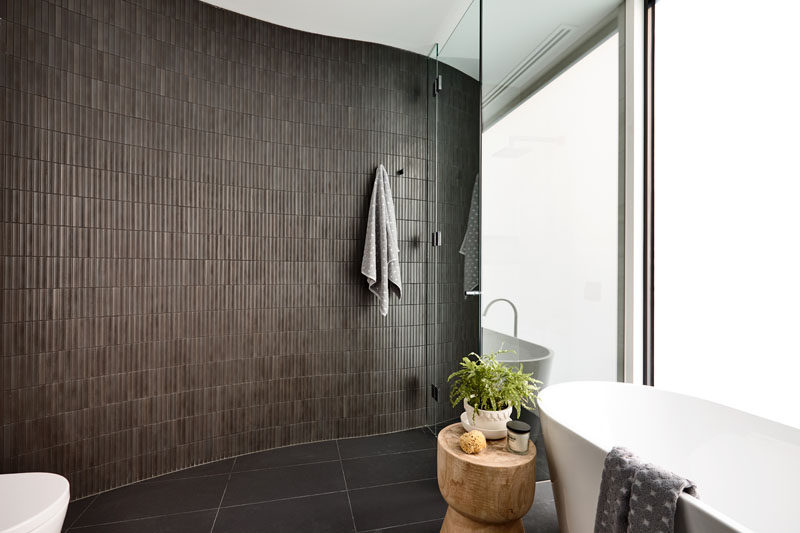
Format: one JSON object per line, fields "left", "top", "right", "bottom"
{"left": 538, "top": 381, "right": 756, "bottom": 533}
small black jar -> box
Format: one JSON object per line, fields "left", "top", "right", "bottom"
{"left": 506, "top": 420, "right": 531, "bottom": 454}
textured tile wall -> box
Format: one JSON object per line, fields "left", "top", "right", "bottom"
{"left": 1, "top": 0, "right": 479, "bottom": 499}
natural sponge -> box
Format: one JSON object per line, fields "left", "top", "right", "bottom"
{"left": 459, "top": 430, "right": 487, "bottom": 454}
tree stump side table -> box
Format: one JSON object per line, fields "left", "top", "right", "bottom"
{"left": 437, "top": 423, "right": 536, "bottom": 532}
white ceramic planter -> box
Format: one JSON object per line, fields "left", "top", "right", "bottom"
{"left": 462, "top": 398, "right": 513, "bottom": 438}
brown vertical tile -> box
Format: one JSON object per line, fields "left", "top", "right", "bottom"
{"left": 1, "top": 0, "right": 478, "bottom": 501}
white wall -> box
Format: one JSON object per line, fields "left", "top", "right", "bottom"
{"left": 654, "top": 0, "right": 800, "bottom": 428}
{"left": 482, "top": 35, "right": 620, "bottom": 385}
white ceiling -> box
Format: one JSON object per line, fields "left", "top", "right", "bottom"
{"left": 200, "top": 0, "right": 473, "bottom": 56}
{"left": 481, "top": 0, "right": 622, "bottom": 125}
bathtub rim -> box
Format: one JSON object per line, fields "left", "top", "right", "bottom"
{"left": 541, "top": 380, "right": 800, "bottom": 436}
{"left": 538, "top": 381, "right": 755, "bottom": 533}
{"left": 495, "top": 349, "right": 553, "bottom": 364}
{"left": 483, "top": 327, "right": 553, "bottom": 364}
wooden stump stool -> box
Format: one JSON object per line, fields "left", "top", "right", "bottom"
{"left": 437, "top": 423, "right": 536, "bottom": 532}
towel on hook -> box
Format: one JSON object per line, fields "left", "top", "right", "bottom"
{"left": 594, "top": 447, "right": 698, "bottom": 533}
{"left": 459, "top": 174, "right": 480, "bottom": 293}
{"left": 361, "top": 164, "right": 402, "bottom": 316}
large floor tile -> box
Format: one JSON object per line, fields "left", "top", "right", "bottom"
{"left": 73, "top": 475, "right": 227, "bottom": 527}
{"left": 213, "top": 492, "right": 354, "bottom": 533}
{"left": 337, "top": 429, "right": 436, "bottom": 460}
{"left": 63, "top": 496, "right": 96, "bottom": 530}
{"left": 68, "top": 510, "right": 215, "bottom": 532}
{"left": 233, "top": 441, "right": 339, "bottom": 472}
{"left": 348, "top": 478, "right": 447, "bottom": 531}
{"left": 342, "top": 449, "right": 436, "bottom": 489}
{"left": 222, "top": 461, "right": 344, "bottom": 506}
{"left": 144, "top": 459, "right": 234, "bottom": 483}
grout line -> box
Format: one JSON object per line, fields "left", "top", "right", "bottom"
{"left": 340, "top": 445, "right": 435, "bottom": 463}
{"left": 358, "top": 517, "right": 445, "bottom": 533}
{"left": 68, "top": 507, "right": 220, "bottom": 530}
{"left": 335, "top": 427, "right": 431, "bottom": 442}
{"left": 209, "top": 456, "right": 237, "bottom": 533}
{"left": 217, "top": 489, "right": 349, "bottom": 510}
{"left": 347, "top": 476, "right": 438, "bottom": 494}
{"left": 140, "top": 471, "right": 238, "bottom": 486}
{"left": 143, "top": 458, "right": 342, "bottom": 485}
{"left": 66, "top": 494, "right": 97, "bottom": 529}
{"left": 336, "top": 439, "right": 359, "bottom": 533}
{"left": 231, "top": 458, "right": 340, "bottom": 474}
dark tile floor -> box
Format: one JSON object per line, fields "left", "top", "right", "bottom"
{"left": 62, "top": 428, "right": 559, "bottom": 532}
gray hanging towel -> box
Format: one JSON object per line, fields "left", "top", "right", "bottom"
{"left": 459, "top": 174, "right": 480, "bottom": 293}
{"left": 595, "top": 447, "right": 698, "bottom": 533}
{"left": 361, "top": 164, "right": 402, "bottom": 316}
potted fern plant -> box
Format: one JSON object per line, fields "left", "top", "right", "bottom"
{"left": 448, "top": 350, "right": 542, "bottom": 438}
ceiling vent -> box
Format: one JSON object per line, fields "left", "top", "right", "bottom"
{"left": 482, "top": 25, "right": 575, "bottom": 107}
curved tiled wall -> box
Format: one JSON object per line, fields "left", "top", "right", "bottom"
{"left": 0, "top": 0, "right": 479, "bottom": 498}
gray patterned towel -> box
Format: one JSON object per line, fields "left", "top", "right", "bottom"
{"left": 361, "top": 164, "right": 401, "bottom": 316}
{"left": 459, "top": 174, "right": 480, "bottom": 293}
{"left": 595, "top": 447, "right": 698, "bottom": 533}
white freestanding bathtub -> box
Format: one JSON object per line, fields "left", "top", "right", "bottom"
{"left": 482, "top": 328, "right": 553, "bottom": 386}
{"left": 538, "top": 381, "right": 800, "bottom": 533}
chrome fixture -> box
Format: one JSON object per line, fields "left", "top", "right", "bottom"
{"left": 483, "top": 298, "right": 518, "bottom": 337}
{"left": 433, "top": 74, "right": 443, "bottom": 96}
{"left": 464, "top": 290, "right": 481, "bottom": 297}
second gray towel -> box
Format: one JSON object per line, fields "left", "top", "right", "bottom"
{"left": 459, "top": 174, "right": 480, "bottom": 293}
{"left": 595, "top": 446, "right": 697, "bottom": 533}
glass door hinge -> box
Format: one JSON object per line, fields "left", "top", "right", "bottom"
{"left": 433, "top": 74, "right": 443, "bottom": 96}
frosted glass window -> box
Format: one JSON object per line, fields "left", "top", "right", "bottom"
{"left": 654, "top": 0, "right": 800, "bottom": 428}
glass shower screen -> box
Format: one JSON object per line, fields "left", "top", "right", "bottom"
{"left": 425, "top": 0, "right": 482, "bottom": 435}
